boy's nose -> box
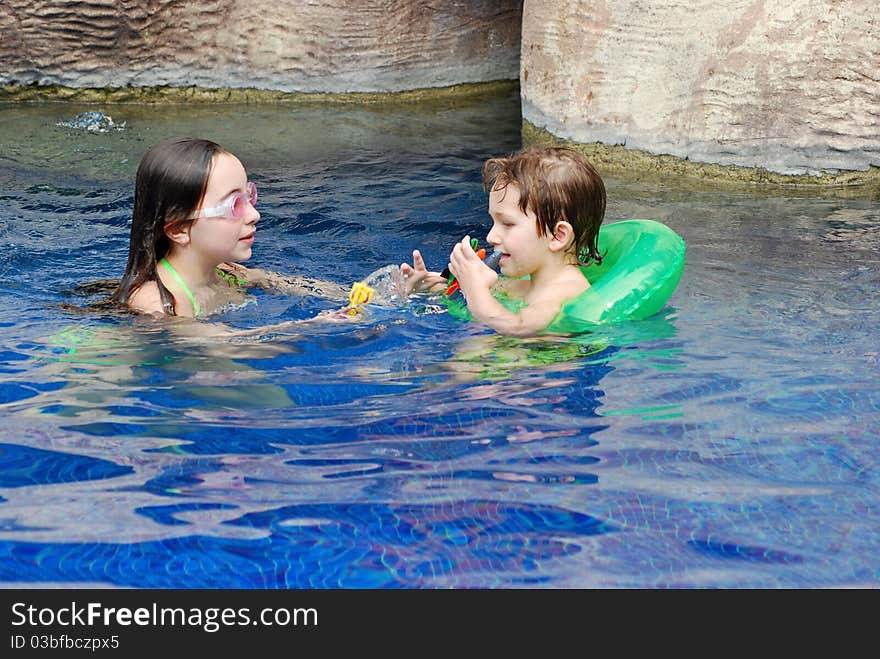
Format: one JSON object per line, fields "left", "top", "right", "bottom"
{"left": 486, "top": 226, "right": 500, "bottom": 245}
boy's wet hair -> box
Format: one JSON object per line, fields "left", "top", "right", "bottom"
{"left": 482, "top": 146, "right": 606, "bottom": 266}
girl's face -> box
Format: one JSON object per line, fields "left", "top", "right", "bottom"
{"left": 187, "top": 152, "right": 260, "bottom": 264}
{"left": 485, "top": 182, "right": 550, "bottom": 278}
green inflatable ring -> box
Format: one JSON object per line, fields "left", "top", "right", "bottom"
{"left": 447, "top": 219, "right": 685, "bottom": 334}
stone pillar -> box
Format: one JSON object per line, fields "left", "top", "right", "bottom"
{"left": 521, "top": 0, "right": 879, "bottom": 178}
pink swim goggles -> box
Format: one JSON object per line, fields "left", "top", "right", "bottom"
{"left": 190, "top": 182, "right": 257, "bottom": 220}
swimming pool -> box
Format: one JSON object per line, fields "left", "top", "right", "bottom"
{"left": 1, "top": 89, "right": 878, "bottom": 588}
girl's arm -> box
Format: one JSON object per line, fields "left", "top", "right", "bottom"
{"left": 221, "top": 262, "right": 349, "bottom": 301}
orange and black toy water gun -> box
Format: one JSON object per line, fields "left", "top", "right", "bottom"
{"left": 441, "top": 238, "right": 503, "bottom": 301}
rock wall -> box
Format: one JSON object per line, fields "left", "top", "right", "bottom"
{"left": 0, "top": 0, "right": 522, "bottom": 93}
{"left": 3, "top": 0, "right": 877, "bottom": 177}
{"left": 521, "top": 0, "right": 879, "bottom": 176}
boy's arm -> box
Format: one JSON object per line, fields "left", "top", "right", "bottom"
{"left": 449, "top": 237, "right": 560, "bottom": 337}
{"left": 458, "top": 285, "right": 562, "bottom": 337}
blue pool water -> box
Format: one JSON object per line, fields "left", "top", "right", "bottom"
{"left": 1, "top": 90, "right": 878, "bottom": 588}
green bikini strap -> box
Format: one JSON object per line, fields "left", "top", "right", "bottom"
{"left": 158, "top": 257, "right": 200, "bottom": 316}
{"left": 216, "top": 266, "right": 247, "bottom": 287}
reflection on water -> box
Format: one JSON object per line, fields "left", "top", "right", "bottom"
{"left": 0, "top": 90, "right": 879, "bottom": 587}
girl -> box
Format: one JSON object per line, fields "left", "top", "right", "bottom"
{"left": 110, "top": 136, "right": 346, "bottom": 317}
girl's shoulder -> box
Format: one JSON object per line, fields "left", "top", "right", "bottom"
{"left": 128, "top": 280, "right": 165, "bottom": 315}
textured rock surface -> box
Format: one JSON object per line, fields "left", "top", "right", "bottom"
{"left": 4, "top": 0, "right": 876, "bottom": 178}
{"left": 0, "top": 0, "right": 521, "bottom": 92}
{"left": 521, "top": 0, "right": 879, "bottom": 175}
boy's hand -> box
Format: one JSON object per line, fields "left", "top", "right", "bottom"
{"left": 400, "top": 249, "right": 447, "bottom": 295}
{"left": 448, "top": 235, "right": 498, "bottom": 296}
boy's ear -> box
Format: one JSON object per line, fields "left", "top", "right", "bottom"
{"left": 164, "top": 221, "right": 191, "bottom": 246}
{"left": 548, "top": 220, "right": 575, "bottom": 253}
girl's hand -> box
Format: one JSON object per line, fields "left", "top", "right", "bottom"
{"left": 401, "top": 249, "right": 446, "bottom": 295}
{"left": 448, "top": 236, "right": 498, "bottom": 296}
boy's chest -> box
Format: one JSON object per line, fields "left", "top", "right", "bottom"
{"left": 494, "top": 276, "right": 530, "bottom": 299}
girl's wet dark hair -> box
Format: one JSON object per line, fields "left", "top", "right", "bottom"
{"left": 109, "top": 136, "right": 227, "bottom": 314}
{"left": 482, "top": 146, "right": 606, "bottom": 266}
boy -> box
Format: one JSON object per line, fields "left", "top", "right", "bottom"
{"left": 403, "top": 146, "right": 606, "bottom": 337}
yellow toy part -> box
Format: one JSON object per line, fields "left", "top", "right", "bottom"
{"left": 345, "top": 281, "right": 375, "bottom": 315}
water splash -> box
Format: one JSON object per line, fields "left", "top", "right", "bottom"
{"left": 56, "top": 111, "right": 125, "bottom": 133}
{"left": 359, "top": 264, "right": 408, "bottom": 307}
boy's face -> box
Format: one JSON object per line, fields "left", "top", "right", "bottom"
{"left": 486, "top": 182, "right": 551, "bottom": 279}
